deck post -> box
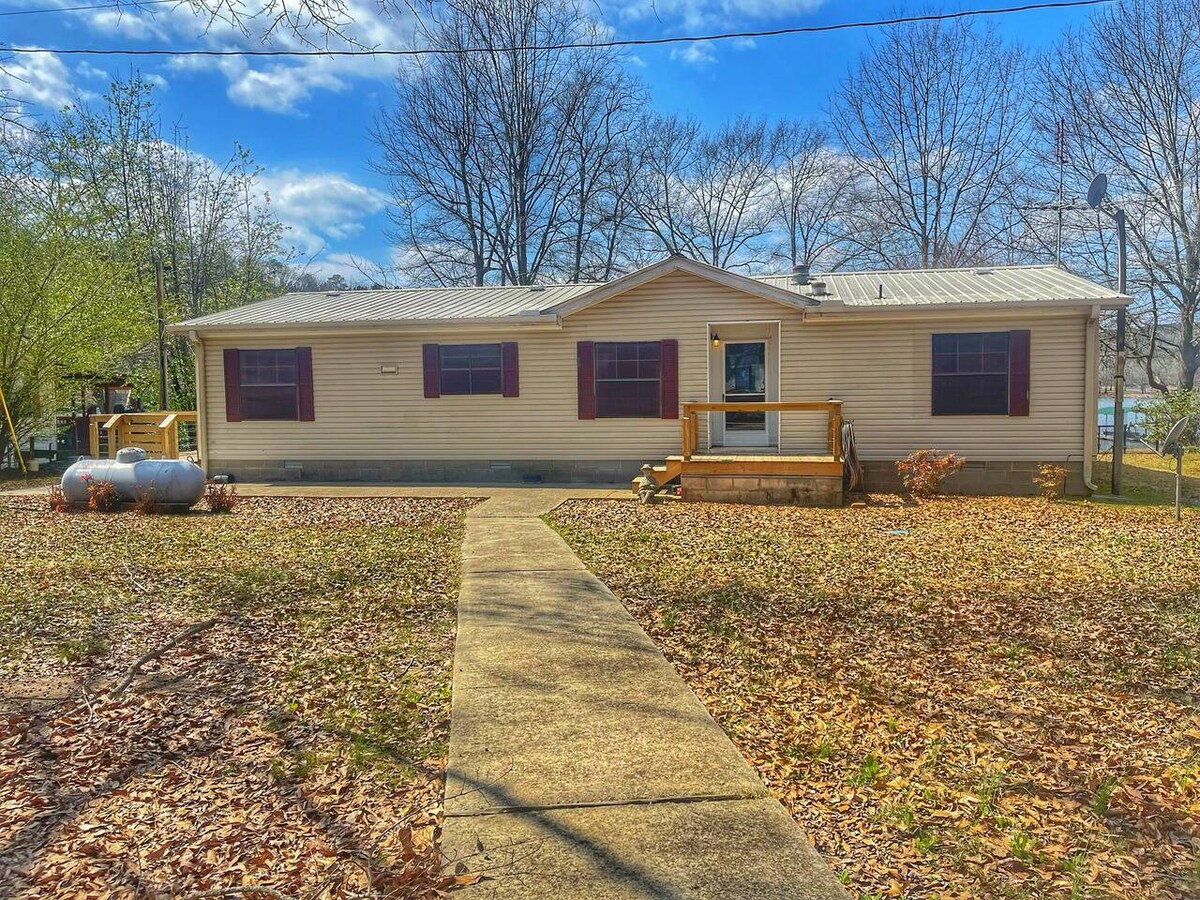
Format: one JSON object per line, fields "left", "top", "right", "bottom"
{"left": 88, "top": 416, "right": 100, "bottom": 457}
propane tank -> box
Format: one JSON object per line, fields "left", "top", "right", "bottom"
{"left": 61, "top": 448, "right": 207, "bottom": 507}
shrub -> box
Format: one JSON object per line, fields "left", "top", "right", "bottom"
{"left": 896, "top": 450, "right": 966, "bottom": 499}
{"left": 47, "top": 484, "right": 70, "bottom": 513}
{"left": 134, "top": 483, "right": 162, "bottom": 515}
{"left": 1134, "top": 389, "right": 1200, "bottom": 449}
{"left": 86, "top": 479, "right": 120, "bottom": 512}
{"left": 1033, "top": 464, "right": 1068, "bottom": 500}
{"left": 204, "top": 480, "right": 238, "bottom": 513}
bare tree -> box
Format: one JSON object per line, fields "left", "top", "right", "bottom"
{"left": 768, "top": 121, "right": 860, "bottom": 271}
{"left": 1040, "top": 0, "right": 1200, "bottom": 388}
{"left": 633, "top": 114, "right": 780, "bottom": 270}
{"left": 374, "top": 0, "right": 643, "bottom": 286}
{"left": 830, "top": 17, "right": 1030, "bottom": 268}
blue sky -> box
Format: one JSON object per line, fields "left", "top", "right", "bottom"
{"left": 0, "top": 0, "right": 1099, "bottom": 280}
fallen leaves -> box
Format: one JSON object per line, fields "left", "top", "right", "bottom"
{"left": 0, "top": 496, "right": 479, "bottom": 899}
{"left": 550, "top": 496, "right": 1200, "bottom": 900}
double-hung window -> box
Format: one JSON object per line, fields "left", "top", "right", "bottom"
{"left": 239, "top": 349, "right": 300, "bottom": 420}
{"left": 594, "top": 341, "right": 662, "bottom": 418}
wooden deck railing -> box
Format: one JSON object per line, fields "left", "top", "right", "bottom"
{"left": 88, "top": 412, "right": 199, "bottom": 460}
{"left": 680, "top": 401, "right": 843, "bottom": 461}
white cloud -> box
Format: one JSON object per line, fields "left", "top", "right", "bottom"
{"left": 609, "top": 0, "right": 824, "bottom": 30}
{"left": 261, "top": 168, "right": 389, "bottom": 255}
{"left": 670, "top": 40, "right": 717, "bottom": 66}
{"left": 0, "top": 50, "right": 94, "bottom": 116}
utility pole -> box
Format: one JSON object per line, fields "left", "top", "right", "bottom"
{"left": 155, "top": 255, "right": 168, "bottom": 410}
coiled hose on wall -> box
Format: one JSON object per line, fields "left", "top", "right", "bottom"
{"left": 842, "top": 420, "right": 865, "bottom": 494}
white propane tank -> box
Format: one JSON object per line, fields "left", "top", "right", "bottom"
{"left": 61, "top": 448, "right": 207, "bottom": 508}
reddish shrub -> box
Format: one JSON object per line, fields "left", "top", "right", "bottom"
{"left": 204, "top": 481, "right": 238, "bottom": 514}
{"left": 134, "top": 483, "right": 162, "bottom": 515}
{"left": 87, "top": 479, "right": 121, "bottom": 512}
{"left": 896, "top": 450, "right": 966, "bottom": 499}
{"left": 47, "top": 484, "right": 71, "bottom": 513}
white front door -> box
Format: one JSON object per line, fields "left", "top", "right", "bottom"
{"left": 722, "top": 341, "right": 769, "bottom": 447}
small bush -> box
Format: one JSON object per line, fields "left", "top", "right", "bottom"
{"left": 47, "top": 484, "right": 71, "bottom": 513}
{"left": 896, "top": 450, "right": 966, "bottom": 499}
{"left": 204, "top": 480, "right": 238, "bottom": 513}
{"left": 134, "top": 483, "right": 162, "bottom": 515}
{"left": 1033, "top": 464, "right": 1068, "bottom": 500}
{"left": 86, "top": 479, "right": 121, "bottom": 513}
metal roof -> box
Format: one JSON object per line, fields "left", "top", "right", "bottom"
{"left": 172, "top": 262, "right": 1128, "bottom": 331}
{"left": 758, "top": 264, "right": 1129, "bottom": 307}
{"left": 174, "top": 283, "right": 598, "bottom": 329}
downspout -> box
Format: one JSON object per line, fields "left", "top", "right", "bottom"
{"left": 189, "top": 330, "right": 210, "bottom": 478}
{"left": 1081, "top": 306, "right": 1100, "bottom": 491}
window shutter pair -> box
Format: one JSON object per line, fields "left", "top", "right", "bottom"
{"left": 223, "top": 347, "right": 314, "bottom": 422}
{"left": 422, "top": 343, "right": 519, "bottom": 398}
{"left": 577, "top": 339, "right": 679, "bottom": 420}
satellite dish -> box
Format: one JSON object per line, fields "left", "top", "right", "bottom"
{"left": 1162, "top": 416, "right": 1190, "bottom": 457}
{"left": 1086, "top": 173, "right": 1109, "bottom": 210}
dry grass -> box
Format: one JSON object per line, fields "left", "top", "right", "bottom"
{"left": 0, "top": 495, "right": 478, "bottom": 898}
{"left": 550, "top": 496, "right": 1200, "bottom": 900}
{"left": 1094, "top": 450, "right": 1200, "bottom": 504}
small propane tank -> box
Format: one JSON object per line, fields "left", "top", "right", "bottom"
{"left": 61, "top": 448, "right": 206, "bottom": 508}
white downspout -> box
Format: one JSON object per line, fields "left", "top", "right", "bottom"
{"left": 1082, "top": 307, "right": 1100, "bottom": 491}
{"left": 189, "top": 330, "right": 210, "bottom": 478}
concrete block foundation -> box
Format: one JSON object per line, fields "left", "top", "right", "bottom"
{"left": 681, "top": 474, "right": 843, "bottom": 506}
{"left": 860, "top": 459, "right": 1089, "bottom": 497}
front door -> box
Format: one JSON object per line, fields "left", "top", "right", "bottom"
{"left": 723, "top": 341, "right": 768, "bottom": 447}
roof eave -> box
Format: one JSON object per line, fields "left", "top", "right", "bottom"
{"left": 803, "top": 297, "right": 1131, "bottom": 317}
{"left": 166, "top": 313, "right": 563, "bottom": 334}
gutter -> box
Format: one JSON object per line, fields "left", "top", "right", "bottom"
{"left": 187, "top": 330, "right": 210, "bottom": 477}
{"left": 801, "top": 298, "right": 1130, "bottom": 322}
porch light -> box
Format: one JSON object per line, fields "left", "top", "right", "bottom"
{"left": 711, "top": 332, "right": 720, "bottom": 347}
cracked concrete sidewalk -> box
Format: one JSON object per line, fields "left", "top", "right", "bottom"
{"left": 441, "top": 491, "right": 847, "bottom": 899}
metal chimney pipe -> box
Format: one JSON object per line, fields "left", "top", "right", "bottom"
{"left": 791, "top": 263, "right": 810, "bottom": 286}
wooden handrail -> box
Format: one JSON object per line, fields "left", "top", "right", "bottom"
{"left": 680, "top": 400, "right": 844, "bottom": 461}
{"left": 85, "top": 411, "right": 197, "bottom": 460}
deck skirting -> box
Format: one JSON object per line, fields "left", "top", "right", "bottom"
{"left": 681, "top": 473, "right": 843, "bottom": 506}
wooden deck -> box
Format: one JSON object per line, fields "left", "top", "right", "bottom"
{"left": 634, "top": 401, "right": 847, "bottom": 494}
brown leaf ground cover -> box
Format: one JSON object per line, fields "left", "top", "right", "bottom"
{"left": 0, "top": 495, "right": 477, "bottom": 899}
{"left": 549, "top": 497, "right": 1200, "bottom": 900}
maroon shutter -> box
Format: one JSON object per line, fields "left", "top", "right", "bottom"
{"left": 1009, "top": 329, "right": 1031, "bottom": 416}
{"left": 501, "top": 342, "right": 519, "bottom": 397}
{"left": 659, "top": 339, "right": 679, "bottom": 419}
{"left": 296, "top": 346, "right": 315, "bottom": 421}
{"left": 577, "top": 341, "right": 596, "bottom": 419}
{"left": 223, "top": 348, "right": 242, "bottom": 422}
{"left": 422, "top": 344, "right": 440, "bottom": 398}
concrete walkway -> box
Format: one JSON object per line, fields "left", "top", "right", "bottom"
{"left": 442, "top": 492, "right": 847, "bottom": 899}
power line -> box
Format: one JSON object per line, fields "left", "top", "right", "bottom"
{"left": 0, "top": 0, "right": 1116, "bottom": 57}
{"left": 0, "top": 0, "right": 176, "bottom": 17}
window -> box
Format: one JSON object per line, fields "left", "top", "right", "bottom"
{"left": 438, "top": 343, "right": 503, "bottom": 395}
{"left": 594, "top": 341, "right": 661, "bottom": 417}
{"left": 932, "top": 332, "right": 1012, "bottom": 416}
{"left": 239, "top": 349, "right": 299, "bottom": 420}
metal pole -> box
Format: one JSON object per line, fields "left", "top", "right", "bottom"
{"left": 1111, "top": 209, "right": 1127, "bottom": 495}
{"left": 155, "top": 256, "right": 169, "bottom": 410}
{"left": 1176, "top": 450, "right": 1183, "bottom": 522}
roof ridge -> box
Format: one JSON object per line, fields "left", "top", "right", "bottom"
{"left": 285, "top": 281, "right": 605, "bottom": 295}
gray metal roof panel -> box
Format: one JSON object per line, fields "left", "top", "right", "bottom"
{"left": 174, "top": 264, "right": 1127, "bottom": 330}
{"left": 756, "top": 264, "right": 1127, "bottom": 306}
{"left": 175, "top": 283, "right": 598, "bottom": 328}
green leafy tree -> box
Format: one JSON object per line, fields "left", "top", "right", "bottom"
{"left": 1134, "top": 390, "right": 1200, "bottom": 448}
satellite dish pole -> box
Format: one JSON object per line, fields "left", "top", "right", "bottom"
{"left": 1087, "top": 173, "right": 1127, "bottom": 496}
{"left": 1160, "top": 416, "right": 1190, "bottom": 522}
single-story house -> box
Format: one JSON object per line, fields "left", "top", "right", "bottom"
{"left": 169, "top": 255, "right": 1129, "bottom": 501}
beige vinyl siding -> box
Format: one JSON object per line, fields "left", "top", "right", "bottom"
{"left": 200, "top": 270, "right": 1089, "bottom": 465}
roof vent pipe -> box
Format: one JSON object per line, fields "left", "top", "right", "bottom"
{"left": 791, "top": 263, "right": 810, "bottom": 286}
{"left": 810, "top": 281, "right": 828, "bottom": 297}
